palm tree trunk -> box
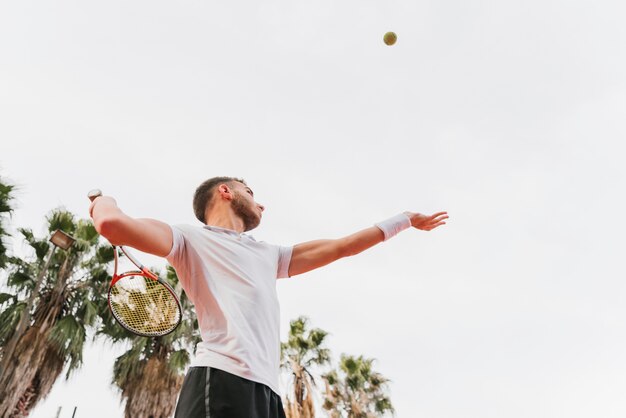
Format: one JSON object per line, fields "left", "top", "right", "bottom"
{"left": 0, "top": 287, "right": 64, "bottom": 418}
{"left": 122, "top": 355, "right": 183, "bottom": 418}
{"left": 0, "top": 326, "right": 52, "bottom": 418}
{"left": 0, "top": 247, "right": 55, "bottom": 383}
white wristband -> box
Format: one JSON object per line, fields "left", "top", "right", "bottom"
{"left": 375, "top": 213, "right": 412, "bottom": 241}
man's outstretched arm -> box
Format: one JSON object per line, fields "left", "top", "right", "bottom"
{"left": 89, "top": 196, "right": 173, "bottom": 257}
{"left": 288, "top": 211, "right": 448, "bottom": 276}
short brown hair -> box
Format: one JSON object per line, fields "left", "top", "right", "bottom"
{"left": 193, "top": 176, "right": 246, "bottom": 224}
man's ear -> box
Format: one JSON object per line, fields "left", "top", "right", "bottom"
{"left": 218, "top": 184, "right": 233, "bottom": 200}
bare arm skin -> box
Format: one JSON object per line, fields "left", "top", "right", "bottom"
{"left": 288, "top": 211, "right": 448, "bottom": 277}
{"left": 89, "top": 196, "right": 173, "bottom": 257}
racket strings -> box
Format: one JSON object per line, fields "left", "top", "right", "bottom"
{"left": 109, "top": 273, "right": 181, "bottom": 336}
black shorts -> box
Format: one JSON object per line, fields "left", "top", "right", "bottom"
{"left": 174, "top": 367, "right": 286, "bottom": 418}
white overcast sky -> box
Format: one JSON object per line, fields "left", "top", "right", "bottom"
{"left": 1, "top": 0, "right": 626, "bottom": 417}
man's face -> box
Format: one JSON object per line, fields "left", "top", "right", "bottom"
{"left": 230, "top": 182, "right": 265, "bottom": 232}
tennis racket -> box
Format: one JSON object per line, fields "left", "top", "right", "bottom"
{"left": 88, "top": 189, "right": 182, "bottom": 337}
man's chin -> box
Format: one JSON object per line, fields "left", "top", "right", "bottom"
{"left": 244, "top": 217, "right": 261, "bottom": 232}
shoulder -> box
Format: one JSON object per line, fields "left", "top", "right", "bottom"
{"left": 171, "top": 223, "right": 206, "bottom": 235}
{"left": 250, "top": 238, "right": 291, "bottom": 255}
{"left": 169, "top": 223, "right": 210, "bottom": 245}
{"left": 166, "top": 224, "right": 211, "bottom": 264}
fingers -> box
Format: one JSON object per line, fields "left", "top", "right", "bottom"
{"left": 420, "top": 211, "right": 448, "bottom": 231}
{"left": 408, "top": 211, "right": 449, "bottom": 231}
{"left": 430, "top": 211, "right": 448, "bottom": 220}
{"left": 425, "top": 220, "right": 446, "bottom": 230}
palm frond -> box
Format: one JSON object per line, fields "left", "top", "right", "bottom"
{"left": 0, "top": 181, "right": 16, "bottom": 215}
{"left": 0, "top": 300, "right": 25, "bottom": 343}
{"left": 7, "top": 269, "right": 35, "bottom": 291}
{"left": 46, "top": 210, "right": 76, "bottom": 236}
{"left": 0, "top": 177, "right": 16, "bottom": 268}
{"left": 281, "top": 316, "right": 332, "bottom": 414}
{"left": 0, "top": 292, "right": 14, "bottom": 305}
{"left": 323, "top": 354, "right": 394, "bottom": 417}
{"left": 113, "top": 338, "right": 148, "bottom": 388}
{"left": 73, "top": 296, "right": 99, "bottom": 327}
{"left": 74, "top": 219, "right": 98, "bottom": 243}
{"left": 47, "top": 315, "right": 87, "bottom": 376}
{"left": 168, "top": 349, "right": 190, "bottom": 373}
{"left": 19, "top": 227, "right": 50, "bottom": 260}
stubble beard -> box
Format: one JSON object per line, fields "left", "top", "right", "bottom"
{"left": 231, "top": 192, "right": 261, "bottom": 232}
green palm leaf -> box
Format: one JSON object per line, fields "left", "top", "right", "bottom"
{"left": 0, "top": 208, "right": 110, "bottom": 417}
{"left": 102, "top": 266, "right": 199, "bottom": 418}
{"left": 0, "top": 175, "right": 16, "bottom": 268}
{"left": 281, "top": 316, "right": 332, "bottom": 418}
{"left": 322, "top": 354, "right": 394, "bottom": 417}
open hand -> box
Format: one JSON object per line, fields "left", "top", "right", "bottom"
{"left": 403, "top": 211, "right": 448, "bottom": 231}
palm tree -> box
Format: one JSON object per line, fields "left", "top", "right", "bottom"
{"left": 103, "top": 265, "right": 200, "bottom": 418}
{"left": 0, "top": 175, "right": 16, "bottom": 269}
{"left": 0, "top": 209, "right": 106, "bottom": 418}
{"left": 322, "top": 354, "right": 394, "bottom": 418}
{"left": 281, "top": 316, "right": 332, "bottom": 418}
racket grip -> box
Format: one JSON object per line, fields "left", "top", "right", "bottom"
{"left": 88, "top": 189, "right": 103, "bottom": 201}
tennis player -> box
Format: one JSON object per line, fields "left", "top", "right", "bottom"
{"left": 89, "top": 176, "right": 448, "bottom": 418}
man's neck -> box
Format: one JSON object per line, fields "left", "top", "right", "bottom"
{"left": 205, "top": 211, "right": 245, "bottom": 233}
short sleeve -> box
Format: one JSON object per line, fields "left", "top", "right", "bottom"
{"left": 165, "top": 225, "right": 186, "bottom": 266}
{"left": 276, "top": 245, "right": 293, "bottom": 279}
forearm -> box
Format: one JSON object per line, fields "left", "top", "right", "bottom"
{"left": 89, "top": 196, "right": 173, "bottom": 256}
{"left": 336, "top": 214, "right": 412, "bottom": 257}
{"left": 338, "top": 226, "right": 385, "bottom": 257}
{"left": 288, "top": 226, "right": 386, "bottom": 276}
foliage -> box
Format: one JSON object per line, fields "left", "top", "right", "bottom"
{"left": 0, "top": 209, "right": 108, "bottom": 418}
{"left": 322, "top": 354, "right": 394, "bottom": 418}
{"left": 281, "top": 316, "right": 332, "bottom": 418}
{"left": 0, "top": 175, "right": 16, "bottom": 269}
{"left": 103, "top": 265, "right": 200, "bottom": 418}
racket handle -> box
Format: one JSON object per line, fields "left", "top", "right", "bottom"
{"left": 88, "top": 189, "right": 103, "bottom": 201}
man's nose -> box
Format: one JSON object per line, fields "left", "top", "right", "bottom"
{"left": 258, "top": 204, "right": 265, "bottom": 212}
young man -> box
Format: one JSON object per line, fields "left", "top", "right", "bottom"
{"left": 89, "top": 176, "right": 448, "bottom": 418}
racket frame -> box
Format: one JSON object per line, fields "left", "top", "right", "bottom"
{"left": 108, "top": 245, "right": 182, "bottom": 337}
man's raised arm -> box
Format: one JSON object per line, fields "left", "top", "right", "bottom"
{"left": 89, "top": 195, "right": 173, "bottom": 257}
{"left": 288, "top": 211, "right": 448, "bottom": 277}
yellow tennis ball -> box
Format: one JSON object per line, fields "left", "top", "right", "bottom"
{"left": 383, "top": 32, "right": 397, "bottom": 46}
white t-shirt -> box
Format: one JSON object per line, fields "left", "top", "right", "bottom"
{"left": 166, "top": 224, "right": 293, "bottom": 395}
